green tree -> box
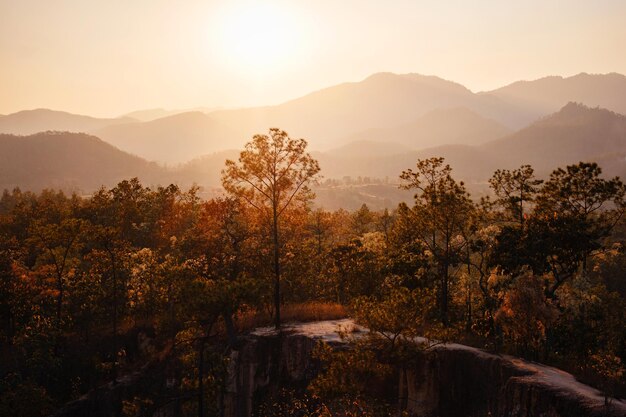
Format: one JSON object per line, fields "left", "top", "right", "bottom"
{"left": 351, "top": 204, "right": 375, "bottom": 236}
{"left": 489, "top": 164, "right": 542, "bottom": 226}
{"left": 221, "top": 128, "right": 320, "bottom": 328}
{"left": 494, "top": 271, "right": 558, "bottom": 357}
{"left": 400, "top": 157, "right": 474, "bottom": 325}
{"left": 28, "top": 217, "right": 84, "bottom": 333}
{"left": 535, "top": 162, "right": 626, "bottom": 296}
{"left": 190, "top": 197, "right": 258, "bottom": 344}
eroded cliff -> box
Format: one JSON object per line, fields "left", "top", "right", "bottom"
{"left": 224, "top": 319, "right": 626, "bottom": 417}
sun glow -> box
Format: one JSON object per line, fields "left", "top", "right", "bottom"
{"left": 215, "top": 3, "right": 302, "bottom": 75}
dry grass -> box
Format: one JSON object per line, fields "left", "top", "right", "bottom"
{"left": 235, "top": 302, "right": 348, "bottom": 333}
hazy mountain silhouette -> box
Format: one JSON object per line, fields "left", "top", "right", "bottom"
{"left": 121, "top": 108, "right": 183, "bottom": 122}
{"left": 171, "top": 150, "right": 240, "bottom": 186}
{"left": 5, "top": 73, "right": 625, "bottom": 166}
{"left": 317, "top": 144, "right": 494, "bottom": 184}
{"left": 206, "top": 73, "right": 535, "bottom": 150}
{"left": 3, "top": 104, "right": 626, "bottom": 209}
{"left": 486, "top": 73, "right": 626, "bottom": 120}
{"left": 482, "top": 102, "right": 626, "bottom": 174}
{"left": 4, "top": 73, "right": 626, "bottom": 203}
{"left": 130, "top": 71, "right": 619, "bottom": 162}
{"left": 121, "top": 107, "right": 222, "bottom": 122}
{"left": 325, "top": 140, "right": 411, "bottom": 158}
{"left": 0, "top": 109, "right": 135, "bottom": 135}
{"left": 338, "top": 107, "right": 511, "bottom": 150}
{"left": 317, "top": 103, "right": 626, "bottom": 188}
{"left": 93, "top": 112, "right": 245, "bottom": 164}
{"left": 0, "top": 131, "right": 166, "bottom": 192}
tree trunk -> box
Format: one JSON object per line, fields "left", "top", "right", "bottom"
{"left": 109, "top": 248, "right": 119, "bottom": 383}
{"left": 198, "top": 338, "right": 205, "bottom": 417}
{"left": 466, "top": 273, "right": 472, "bottom": 331}
{"left": 223, "top": 309, "right": 237, "bottom": 346}
{"left": 56, "top": 275, "right": 63, "bottom": 330}
{"left": 273, "top": 206, "right": 281, "bottom": 329}
{"left": 441, "top": 268, "right": 448, "bottom": 326}
{"left": 441, "top": 234, "right": 450, "bottom": 326}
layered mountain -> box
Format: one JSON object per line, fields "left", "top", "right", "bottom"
{"left": 4, "top": 73, "right": 626, "bottom": 167}
{"left": 206, "top": 73, "right": 534, "bottom": 150}
{"left": 338, "top": 107, "right": 511, "bottom": 149}
{"left": 98, "top": 72, "right": 626, "bottom": 165}
{"left": 89, "top": 73, "right": 534, "bottom": 163}
{"left": 317, "top": 103, "right": 626, "bottom": 187}
{"left": 170, "top": 150, "right": 240, "bottom": 186}
{"left": 0, "top": 132, "right": 166, "bottom": 192}
{"left": 2, "top": 104, "right": 626, "bottom": 210}
{"left": 486, "top": 72, "right": 626, "bottom": 120}
{"left": 121, "top": 108, "right": 183, "bottom": 122}
{"left": 3, "top": 73, "right": 626, "bottom": 209}
{"left": 482, "top": 102, "right": 626, "bottom": 175}
{"left": 324, "top": 140, "right": 411, "bottom": 159}
{"left": 0, "top": 109, "right": 135, "bottom": 135}
{"left": 93, "top": 112, "right": 245, "bottom": 165}
{"left": 121, "top": 107, "right": 221, "bottom": 122}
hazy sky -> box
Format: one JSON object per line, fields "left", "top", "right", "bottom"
{"left": 2, "top": 0, "right": 626, "bottom": 117}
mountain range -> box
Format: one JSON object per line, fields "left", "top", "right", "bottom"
{"left": 0, "top": 109, "right": 135, "bottom": 136}
{"left": 3, "top": 72, "right": 626, "bottom": 164}
{"left": 0, "top": 131, "right": 164, "bottom": 193}
{"left": 3, "top": 72, "right": 626, "bottom": 208}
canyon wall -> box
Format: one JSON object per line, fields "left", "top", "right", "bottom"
{"left": 47, "top": 320, "right": 626, "bottom": 417}
{"left": 225, "top": 319, "right": 626, "bottom": 417}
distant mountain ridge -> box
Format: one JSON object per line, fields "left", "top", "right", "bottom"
{"left": 2, "top": 103, "right": 626, "bottom": 210}
{"left": 483, "top": 102, "right": 626, "bottom": 172}
{"left": 487, "top": 72, "right": 626, "bottom": 116}
{"left": 203, "top": 72, "right": 527, "bottom": 149}
{"left": 3, "top": 72, "right": 626, "bottom": 167}
{"left": 93, "top": 112, "right": 244, "bottom": 165}
{"left": 0, "top": 131, "right": 165, "bottom": 192}
{"left": 121, "top": 107, "right": 222, "bottom": 122}
{"left": 338, "top": 107, "right": 511, "bottom": 149}
{"left": 0, "top": 109, "right": 135, "bottom": 135}
{"left": 316, "top": 103, "right": 626, "bottom": 185}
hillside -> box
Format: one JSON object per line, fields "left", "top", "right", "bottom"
{"left": 0, "top": 131, "right": 166, "bottom": 192}
{"left": 93, "top": 112, "right": 245, "bottom": 164}
{"left": 486, "top": 72, "right": 626, "bottom": 119}
{"left": 92, "top": 73, "right": 626, "bottom": 163}
{"left": 338, "top": 107, "right": 511, "bottom": 150}
{"left": 3, "top": 104, "right": 626, "bottom": 207}
{"left": 205, "top": 73, "right": 536, "bottom": 151}
{"left": 314, "top": 103, "right": 626, "bottom": 196}
{"left": 121, "top": 107, "right": 221, "bottom": 122}
{"left": 482, "top": 102, "right": 626, "bottom": 175}
{"left": 325, "top": 140, "right": 411, "bottom": 158}
{"left": 92, "top": 73, "right": 535, "bottom": 163}
{"left": 172, "top": 150, "right": 241, "bottom": 186}
{"left": 0, "top": 109, "right": 135, "bottom": 135}
{"left": 3, "top": 73, "right": 626, "bottom": 168}
{"left": 121, "top": 108, "right": 183, "bottom": 122}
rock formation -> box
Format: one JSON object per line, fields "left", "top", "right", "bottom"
{"left": 224, "top": 319, "right": 626, "bottom": 417}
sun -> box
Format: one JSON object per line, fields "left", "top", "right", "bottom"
{"left": 216, "top": 3, "right": 300, "bottom": 75}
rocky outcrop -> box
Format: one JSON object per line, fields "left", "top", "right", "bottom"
{"left": 398, "top": 345, "right": 621, "bottom": 417}
{"left": 223, "top": 334, "right": 321, "bottom": 417}
{"left": 48, "top": 342, "right": 176, "bottom": 417}
{"left": 225, "top": 319, "right": 626, "bottom": 417}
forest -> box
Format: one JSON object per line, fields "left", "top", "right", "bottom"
{"left": 1, "top": 129, "right": 625, "bottom": 416}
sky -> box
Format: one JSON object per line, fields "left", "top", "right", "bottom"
{"left": 1, "top": 0, "right": 626, "bottom": 117}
